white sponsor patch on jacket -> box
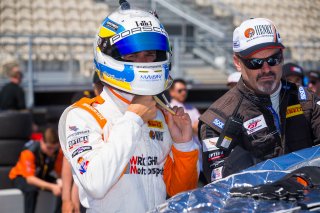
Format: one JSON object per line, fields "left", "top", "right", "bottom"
{"left": 317, "top": 101, "right": 320, "bottom": 106}
{"left": 243, "top": 115, "right": 267, "bottom": 135}
{"left": 213, "top": 118, "right": 224, "bottom": 129}
{"left": 202, "top": 137, "right": 219, "bottom": 152}
{"left": 298, "top": 87, "right": 306, "bottom": 100}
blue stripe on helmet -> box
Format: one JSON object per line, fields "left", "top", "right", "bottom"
{"left": 94, "top": 59, "right": 134, "bottom": 82}
{"left": 114, "top": 32, "right": 169, "bottom": 56}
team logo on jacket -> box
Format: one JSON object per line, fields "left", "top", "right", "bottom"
{"left": 286, "top": 104, "right": 303, "bottom": 118}
{"left": 243, "top": 115, "right": 267, "bottom": 135}
{"left": 148, "top": 120, "right": 163, "bottom": 129}
{"left": 128, "top": 155, "right": 163, "bottom": 176}
{"left": 77, "top": 157, "right": 89, "bottom": 174}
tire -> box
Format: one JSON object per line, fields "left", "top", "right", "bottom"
{"left": 0, "top": 140, "right": 27, "bottom": 166}
{"left": 0, "top": 167, "right": 14, "bottom": 189}
{"left": 0, "top": 111, "right": 32, "bottom": 139}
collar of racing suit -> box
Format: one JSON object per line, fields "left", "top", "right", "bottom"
{"left": 100, "top": 86, "right": 134, "bottom": 113}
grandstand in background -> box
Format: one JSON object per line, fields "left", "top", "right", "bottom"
{"left": 0, "top": 0, "right": 320, "bottom": 109}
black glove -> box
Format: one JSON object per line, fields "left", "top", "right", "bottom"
{"left": 230, "top": 166, "right": 320, "bottom": 201}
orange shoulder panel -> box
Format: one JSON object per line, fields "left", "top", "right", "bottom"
{"left": 73, "top": 96, "right": 107, "bottom": 129}
{"left": 163, "top": 146, "right": 199, "bottom": 197}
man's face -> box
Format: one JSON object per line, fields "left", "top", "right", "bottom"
{"left": 40, "top": 140, "right": 59, "bottom": 157}
{"left": 233, "top": 48, "right": 283, "bottom": 95}
{"left": 170, "top": 82, "right": 188, "bottom": 103}
{"left": 122, "top": 50, "right": 156, "bottom": 63}
{"left": 308, "top": 77, "right": 320, "bottom": 95}
{"left": 286, "top": 75, "right": 303, "bottom": 86}
{"left": 12, "top": 66, "right": 23, "bottom": 84}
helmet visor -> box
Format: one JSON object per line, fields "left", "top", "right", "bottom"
{"left": 100, "top": 31, "right": 170, "bottom": 61}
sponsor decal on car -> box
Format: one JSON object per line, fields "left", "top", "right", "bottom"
{"left": 286, "top": 104, "right": 303, "bottom": 118}
{"left": 243, "top": 115, "right": 267, "bottom": 135}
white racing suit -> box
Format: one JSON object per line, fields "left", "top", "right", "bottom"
{"left": 58, "top": 87, "right": 199, "bottom": 212}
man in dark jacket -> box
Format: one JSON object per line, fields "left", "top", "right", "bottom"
{"left": 0, "top": 62, "right": 26, "bottom": 110}
{"left": 199, "top": 18, "right": 320, "bottom": 183}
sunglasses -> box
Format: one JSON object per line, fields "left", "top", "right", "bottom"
{"left": 177, "top": 88, "right": 187, "bottom": 93}
{"left": 238, "top": 51, "right": 283, "bottom": 70}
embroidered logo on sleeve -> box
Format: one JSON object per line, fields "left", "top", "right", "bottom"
{"left": 243, "top": 115, "right": 267, "bottom": 135}
{"left": 72, "top": 146, "right": 92, "bottom": 158}
{"left": 286, "top": 104, "right": 303, "bottom": 118}
{"left": 213, "top": 118, "right": 224, "bottom": 129}
{"left": 67, "top": 129, "right": 90, "bottom": 151}
{"left": 77, "top": 157, "right": 89, "bottom": 174}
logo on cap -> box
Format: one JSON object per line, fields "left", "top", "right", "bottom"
{"left": 244, "top": 28, "right": 255, "bottom": 38}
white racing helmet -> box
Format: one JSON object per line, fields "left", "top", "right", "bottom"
{"left": 94, "top": 6, "right": 172, "bottom": 95}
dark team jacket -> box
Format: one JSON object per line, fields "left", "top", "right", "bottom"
{"left": 199, "top": 79, "right": 320, "bottom": 183}
{"left": 9, "top": 141, "right": 63, "bottom": 180}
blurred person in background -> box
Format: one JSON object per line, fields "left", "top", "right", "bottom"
{"left": 59, "top": 3, "right": 199, "bottom": 212}
{"left": 169, "top": 79, "right": 206, "bottom": 185}
{"left": 227, "top": 72, "right": 241, "bottom": 89}
{"left": 92, "top": 71, "right": 104, "bottom": 96}
{"left": 307, "top": 71, "right": 320, "bottom": 96}
{"left": 0, "top": 61, "right": 26, "bottom": 110}
{"left": 199, "top": 18, "right": 320, "bottom": 183}
{"left": 282, "top": 62, "right": 304, "bottom": 86}
{"left": 9, "top": 127, "right": 63, "bottom": 213}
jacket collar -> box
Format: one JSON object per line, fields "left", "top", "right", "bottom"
{"left": 100, "top": 86, "right": 133, "bottom": 114}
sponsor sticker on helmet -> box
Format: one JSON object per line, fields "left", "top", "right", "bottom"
{"left": 243, "top": 115, "right": 267, "bottom": 135}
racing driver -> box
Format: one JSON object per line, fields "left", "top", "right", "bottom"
{"left": 58, "top": 3, "right": 199, "bottom": 213}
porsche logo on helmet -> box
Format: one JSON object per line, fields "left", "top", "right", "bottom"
{"left": 244, "top": 28, "right": 255, "bottom": 38}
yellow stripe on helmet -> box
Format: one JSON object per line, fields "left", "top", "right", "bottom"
{"left": 99, "top": 27, "right": 116, "bottom": 38}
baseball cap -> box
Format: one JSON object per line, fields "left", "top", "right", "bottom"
{"left": 282, "top": 63, "right": 304, "bottom": 78}
{"left": 233, "top": 18, "right": 285, "bottom": 58}
{"left": 227, "top": 72, "right": 241, "bottom": 85}
{"left": 308, "top": 71, "right": 320, "bottom": 80}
